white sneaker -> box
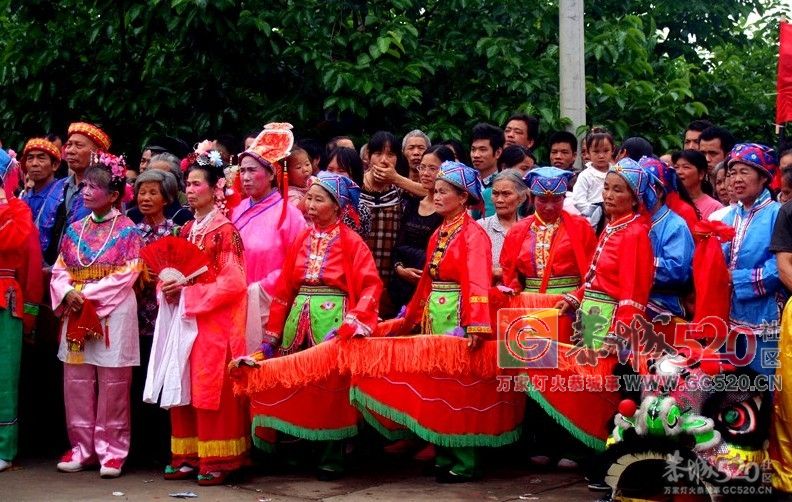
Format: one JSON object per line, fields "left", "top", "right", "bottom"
{"left": 100, "top": 466, "right": 121, "bottom": 478}
{"left": 0, "top": 459, "right": 11, "bottom": 472}
{"left": 57, "top": 451, "right": 86, "bottom": 473}
{"left": 100, "top": 459, "right": 123, "bottom": 478}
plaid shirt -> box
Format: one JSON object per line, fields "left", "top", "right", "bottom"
{"left": 360, "top": 186, "right": 403, "bottom": 283}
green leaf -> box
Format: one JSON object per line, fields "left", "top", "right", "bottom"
{"left": 376, "top": 36, "right": 390, "bottom": 55}
{"left": 462, "top": 102, "right": 474, "bottom": 117}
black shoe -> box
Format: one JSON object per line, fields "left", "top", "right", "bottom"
{"left": 435, "top": 470, "right": 474, "bottom": 484}
{"left": 316, "top": 468, "right": 343, "bottom": 481}
{"left": 587, "top": 480, "right": 611, "bottom": 492}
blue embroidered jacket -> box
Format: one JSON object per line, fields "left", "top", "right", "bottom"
{"left": 648, "top": 204, "right": 694, "bottom": 318}
{"left": 722, "top": 188, "right": 787, "bottom": 375}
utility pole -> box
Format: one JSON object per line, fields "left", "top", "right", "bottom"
{"left": 559, "top": 0, "right": 586, "bottom": 155}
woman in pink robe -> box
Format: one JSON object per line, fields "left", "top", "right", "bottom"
{"left": 231, "top": 127, "right": 306, "bottom": 352}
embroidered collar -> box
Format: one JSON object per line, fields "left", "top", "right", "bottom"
{"left": 651, "top": 205, "right": 671, "bottom": 228}
{"left": 429, "top": 213, "right": 465, "bottom": 279}
{"left": 736, "top": 188, "right": 773, "bottom": 216}
{"left": 532, "top": 212, "right": 559, "bottom": 229}
{"left": 439, "top": 212, "right": 465, "bottom": 235}
{"left": 250, "top": 189, "right": 279, "bottom": 208}
{"left": 313, "top": 220, "right": 341, "bottom": 239}
{"left": 606, "top": 213, "right": 638, "bottom": 233}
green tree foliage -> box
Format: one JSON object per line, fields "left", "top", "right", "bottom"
{"left": 0, "top": 0, "right": 787, "bottom": 158}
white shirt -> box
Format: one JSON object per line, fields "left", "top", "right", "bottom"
{"left": 476, "top": 214, "right": 512, "bottom": 266}
{"left": 708, "top": 203, "right": 736, "bottom": 222}
{"left": 569, "top": 164, "right": 608, "bottom": 228}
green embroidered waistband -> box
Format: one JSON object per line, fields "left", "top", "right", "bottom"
{"left": 431, "top": 281, "right": 461, "bottom": 292}
{"left": 524, "top": 276, "right": 579, "bottom": 293}
{"left": 297, "top": 285, "right": 346, "bottom": 296}
{"left": 581, "top": 289, "right": 617, "bottom": 304}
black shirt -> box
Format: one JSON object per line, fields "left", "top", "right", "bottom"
{"left": 770, "top": 201, "right": 792, "bottom": 253}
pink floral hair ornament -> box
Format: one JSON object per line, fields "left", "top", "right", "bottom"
{"left": 194, "top": 139, "right": 214, "bottom": 156}
{"left": 89, "top": 151, "right": 133, "bottom": 202}
{"left": 90, "top": 151, "right": 127, "bottom": 185}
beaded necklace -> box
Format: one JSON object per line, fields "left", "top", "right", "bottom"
{"left": 428, "top": 212, "right": 465, "bottom": 280}
{"left": 76, "top": 212, "right": 119, "bottom": 268}
{"left": 188, "top": 208, "right": 218, "bottom": 250}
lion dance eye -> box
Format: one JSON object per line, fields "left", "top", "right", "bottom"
{"left": 719, "top": 403, "right": 755, "bottom": 435}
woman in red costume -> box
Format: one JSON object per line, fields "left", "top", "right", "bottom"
{"left": 352, "top": 161, "right": 525, "bottom": 483}
{"left": 554, "top": 157, "right": 656, "bottom": 490}
{"left": 498, "top": 166, "right": 597, "bottom": 469}
{"left": 499, "top": 166, "right": 596, "bottom": 324}
{"left": 0, "top": 152, "right": 43, "bottom": 473}
{"left": 557, "top": 158, "right": 656, "bottom": 352}
{"left": 160, "top": 153, "right": 249, "bottom": 485}
{"left": 247, "top": 171, "right": 382, "bottom": 480}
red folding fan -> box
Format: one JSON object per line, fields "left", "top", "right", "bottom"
{"left": 140, "top": 236, "right": 209, "bottom": 284}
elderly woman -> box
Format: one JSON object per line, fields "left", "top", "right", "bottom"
{"left": 134, "top": 170, "right": 182, "bottom": 245}
{"left": 127, "top": 154, "right": 192, "bottom": 226}
{"left": 500, "top": 167, "right": 596, "bottom": 300}
{"left": 232, "top": 125, "right": 306, "bottom": 352}
{"left": 133, "top": 169, "right": 184, "bottom": 343}
{"left": 248, "top": 172, "right": 382, "bottom": 480}
{"left": 354, "top": 163, "right": 524, "bottom": 483}
{"left": 721, "top": 144, "right": 785, "bottom": 376}
{"left": 497, "top": 167, "right": 596, "bottom": 469}
{"left": 50, "top": 153, "right": 143, "bottom": 478}
{"left": 551, "top": 159, "right": 655, "bottom": 487}
{"left": 557, "top": 158, "right": 655, "bottom": 349}
{"left": 131, "top": 169, "right": 184, "bottom": 462}
{"left": 477, "top": 169, "right": 527, "bottom": 283}
{"left": 709, "top": 161, "right": 738, "bottom": 222}
{"left": 389, "top": 145, "right": 454, "bottom": 310}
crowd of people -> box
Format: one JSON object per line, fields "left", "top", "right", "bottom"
{"left": 2, "top": 114, "right": 792, "bottom": 496}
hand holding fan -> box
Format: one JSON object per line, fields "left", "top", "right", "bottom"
{"left": 140, "top": 236, "right": 209, "bottom": 284}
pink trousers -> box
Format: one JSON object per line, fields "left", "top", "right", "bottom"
{"left": 63, "top": 364, "right": 132, "bottom": 466}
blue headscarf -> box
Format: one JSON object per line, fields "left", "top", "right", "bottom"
{"left": 0, "top": 149, "right": 12, "bottom": 181}
{"left": 312, "top": 171, "right": 361, "bottom": 210}
{"left": 609, "top": 157, "right": 658, "bottom": 210}
{"left": 435, "top": 161, "right": 483, "bottom": 202}
{"left": 638, "top": 156, "right": 678, "bottom": 194}
{"left": 523, "top": 166, "right": 574, "bottom": 196}
{"left": 728, "top": 143, "right": 778, "bottom": 183}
